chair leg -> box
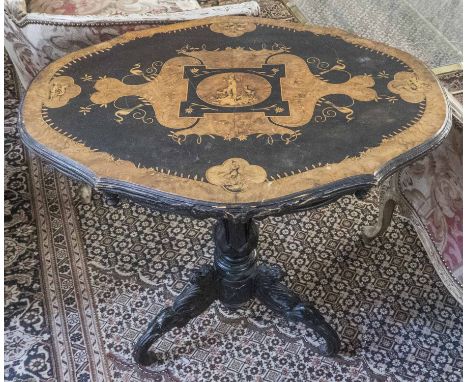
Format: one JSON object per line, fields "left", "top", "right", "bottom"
{"left": 445, "top": 88, "right": 463, "bottom": 123}
{"left": 362, "top": 176, "right": 399, "bottom": 243}
{"left": 362, "top": 197, "right": 396, "bottom": 243}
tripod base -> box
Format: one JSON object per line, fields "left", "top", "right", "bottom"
{"left": 133, "top": 219, "right": 340, "bottom": 366}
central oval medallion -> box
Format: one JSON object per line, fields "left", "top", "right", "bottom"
{"left": 196, "top": 72, "right": 272, "bottom": 107}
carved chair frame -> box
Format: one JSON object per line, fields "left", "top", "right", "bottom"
{"left": 363, "top": 90, "right": 463, "bottom": 304}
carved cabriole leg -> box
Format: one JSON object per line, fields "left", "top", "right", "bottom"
{"left": 254, "top": 265, "right": 340, "bottom": 356}
{"left": 362, "top": 174, "right": 399, "bottom": 243}
{"left": 78, "top": 184, "right": 92, "bottom": 204}
{"left": 361, "top": 197, "right": 396, "bottom": 243}
{"left": 132, "top": 265, "right": 219, "bottom": 366}
{"left": 134, "top": 218, "right": 341, "bottom": 366}
{"left": 214, "top": 219, "right": 340, "bottom": 356}
{"left": 133, "top": 218, "right": 257, "bottom": 366}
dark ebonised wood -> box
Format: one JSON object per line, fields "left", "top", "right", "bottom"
{"left": 133, "top": 219, "right": 340, "bottom": 365}
{"left": 19, "top": 17, "right": 452, "bottom": 366}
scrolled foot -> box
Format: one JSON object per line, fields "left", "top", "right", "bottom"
{"left": 133, "top": 307, "right": 175, "bottom": 366}
{"left": 288, "top": 303, "right": 340, "bottom": 356}
{"left": 133, "top": 265, "right": 219, "bottom": 366}
{"left": 254, "top": 264, "right": 340, "bottom": 356}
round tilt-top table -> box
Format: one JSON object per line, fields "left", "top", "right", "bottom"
{"left": 20, "top": 16, "right": 451, "bottom": 366}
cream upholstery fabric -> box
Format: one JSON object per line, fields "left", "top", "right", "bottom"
{"left": 4, "top": 0, "right": 261, "bottom": 88}
{"left": 28, "top": 0, "right": 200, "bottom": 16}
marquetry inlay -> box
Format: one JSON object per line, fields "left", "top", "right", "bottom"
{"left": 21, "top": 17, "right": 448, "bottom": 205}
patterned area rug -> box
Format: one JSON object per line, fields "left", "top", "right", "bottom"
{"left": 4, "top": 2, "right": 463, "bottom": 381}
{"left": 287, "top": 0, "right": 462, "bottom": 68}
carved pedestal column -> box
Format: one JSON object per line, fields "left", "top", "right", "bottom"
{"left": 214, "top": 219, "right": 258, "bottom": 307}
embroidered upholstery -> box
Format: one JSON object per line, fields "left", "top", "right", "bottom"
{"left": 4, "top": 0, "right": 261, "bottom": 88}
{"left": 27, "top": 0, "right": 200, "bottom": 17}
{"left": 399, "top": 120, "right": 463, "bottom": 287}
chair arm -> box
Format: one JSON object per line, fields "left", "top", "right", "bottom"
{"left": 4, "top": 0, "right": 28, "bottom": 22}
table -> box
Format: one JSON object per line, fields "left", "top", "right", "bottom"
{"left": 20, "top": 16, "right": 450, "bottom": 366}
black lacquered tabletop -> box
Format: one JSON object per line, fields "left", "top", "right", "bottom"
{"left": 21, "top": 17, "right": 449, "bottom": 215}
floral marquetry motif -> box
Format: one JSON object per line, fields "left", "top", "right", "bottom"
{"left": 210, "top": 21, "right": 257, "bottom": 37}
{"left": 206, "top": 158, "right": 267, "bottom": 193}
{"left": 21, "top": 17, "right": 449, "bottom": 210}
{"left": 388, "top": 71, "right": 431, "bottom": 103}
{"left": 83, "top": 46, "right": 378, "bottom": 142}
{"left": 42, "top": 76, "right": 81, "bottom": 108}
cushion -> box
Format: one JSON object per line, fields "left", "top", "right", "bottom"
{"left": 27, "top": 0, "right": 201, "bottom": 16}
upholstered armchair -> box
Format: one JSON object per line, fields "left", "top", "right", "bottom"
{"left": 363, "top": 91, "right": 462, "bottom": 304}
{"left": 4, "top": 0, "right": 260, "bottom": 90}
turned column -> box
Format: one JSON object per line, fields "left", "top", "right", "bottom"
{"left": 214, "top": 219, "right": 259, "bottom": 308}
